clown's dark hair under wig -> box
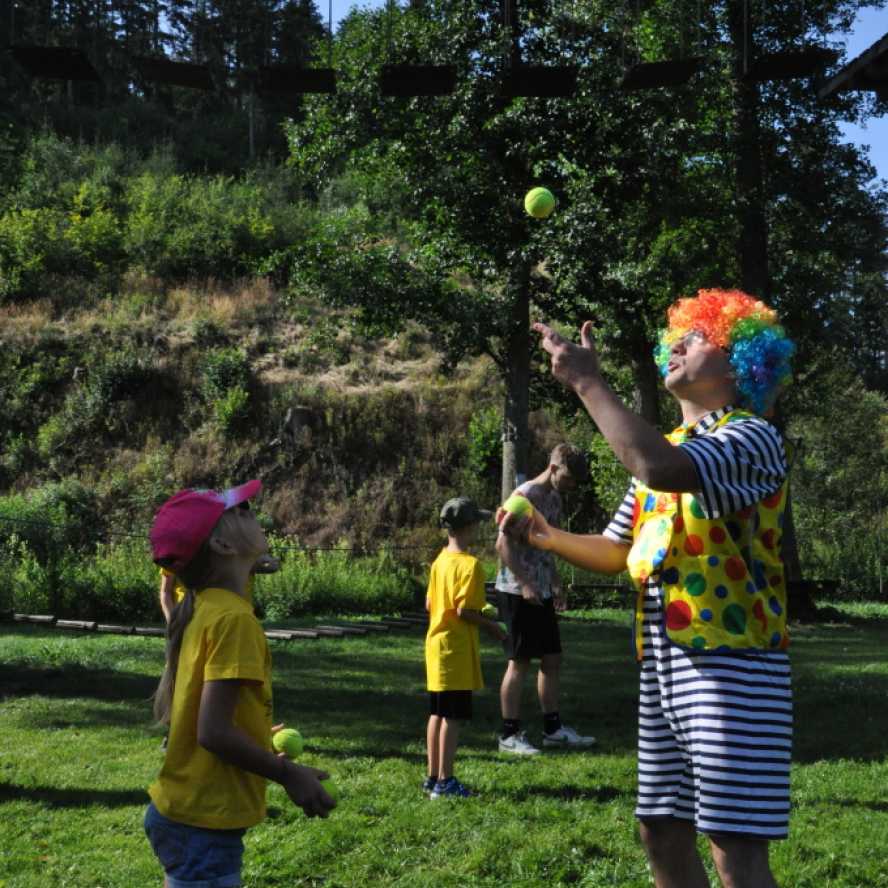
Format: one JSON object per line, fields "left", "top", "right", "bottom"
{"left": 654, "top": 289, "right": 795, "bottom": 415}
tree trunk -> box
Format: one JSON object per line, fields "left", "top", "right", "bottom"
{"left": 728, "top": 0, "right": 770, "bottom": 301}
{"left": 501, "top": 263, "right": 531, "bottom": 503}
{"left": 729, "top": 0, "right": 810, "bottom": 614}
{"left": 630, "top": 344, "right": 661, "bottom": 427}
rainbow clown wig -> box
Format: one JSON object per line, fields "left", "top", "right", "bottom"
{"left": 654, "top": 289, "right": 795, "bottom": 416}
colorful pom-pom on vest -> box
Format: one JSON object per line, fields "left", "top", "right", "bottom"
{"left": 628, "top": 410, "right": 789, "bottom": 659}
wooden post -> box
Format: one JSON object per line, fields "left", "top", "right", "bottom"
{"left": 501, "top": 262, "right": 531, "bottom": 503}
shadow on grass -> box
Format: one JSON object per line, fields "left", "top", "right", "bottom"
{"left": 0, "top": 780, "right": 146, "bottom": 809}
{"left": 3, "top": 619, "right": 886, "bottom": 768}
{"left": 0, "top": 664, "right": 157, "bottom": 702}
{"left": 496, "top": 783, "right": 630, "bottom": 804}
{"left": 810, "top": 798, "right": 888, "bottom": 813}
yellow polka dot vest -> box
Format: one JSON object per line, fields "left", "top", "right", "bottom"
{"left": 627, "top": 410, "right": 789, "bottom": 659}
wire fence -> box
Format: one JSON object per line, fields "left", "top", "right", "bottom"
{"left": 0, "top": 512, "right": 500, "bottom": 558}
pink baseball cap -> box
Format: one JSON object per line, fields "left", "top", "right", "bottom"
{"left": 149, "top": 480, "right": 262, "bottom": 572}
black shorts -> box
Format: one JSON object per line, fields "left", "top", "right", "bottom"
{"left": 428, "top": 690, "right": 473, "bottom": 720}
{"left": 497, "top": 591, "right": 562, "bottom": 660}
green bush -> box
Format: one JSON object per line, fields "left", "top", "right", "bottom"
{"left": 36, "top": 349, "right": 162, "bottom": 459}
{"left": 0, "top": 191, "right": 124, "bottom": 301}
{"left": 256, "top": 542, "right": 419, "bottom": 619}
{"left": 69, "top": 538, "right": 158, "bottom": 622}
{"left": 63, "top": 181, "right": 125, "bottom": 282}
{"left": 466, "top": 406, "right": 502, "bottom": 479}
{"left": 213, "top": 385, "right": 251, "bottom": 436}
{"left": 787, "top": 360, "right": 888, "bottom": 599}
{"left": 201, "top": 347, "right": 252, "bottom": 399}
{"left": 0, "top": 481, "right": 103, "bottom": 616}
{"left": 0, "top": 135, "right": 129, "bottom": 300}
{"left": 0, "top": 207, "right": 70, "bottom": 299}
{"left": 124, "top": 170, "right": 306, "bottom": 282}
{"left": 86, "top": 350, "right": 155, "bottom": 409}
{"left": 11, "top": 131, "right": 98, "bottom": 211}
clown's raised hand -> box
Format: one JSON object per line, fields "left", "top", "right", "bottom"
{"left": 533, "top": 321, "right": 600, "bottom": 392}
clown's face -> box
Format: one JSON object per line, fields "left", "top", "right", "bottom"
{"left": 664, "top": 331, "right": 736, "bottom": 400}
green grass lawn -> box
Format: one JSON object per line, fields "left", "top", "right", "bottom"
{"left": 1, "top": 608, "right": 887, "bottom": 887}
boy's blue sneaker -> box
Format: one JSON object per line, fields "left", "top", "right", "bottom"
{"left": 422, "top": 776, "right": 437, "bottom": 795}
{"left": 430, "top": 777, "right": 472, "bottom": 799}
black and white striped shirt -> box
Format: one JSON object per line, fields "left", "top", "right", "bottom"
{"left": 604, "top": 406, "right": 788, "bottom": 545}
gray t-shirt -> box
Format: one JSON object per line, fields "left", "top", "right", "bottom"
{"left": 495, "top": 479, "right": 561, "bottom": 598}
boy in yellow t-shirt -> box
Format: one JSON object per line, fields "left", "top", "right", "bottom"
{"left": 424, "top": 497, "right": 506, "bottom": 799}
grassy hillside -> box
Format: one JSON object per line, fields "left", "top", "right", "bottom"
{"left": 1, "top": 281, "right": 495, "bottom": 541}
{"left": 1, "top": 279, "right": 625, "bottom": 622}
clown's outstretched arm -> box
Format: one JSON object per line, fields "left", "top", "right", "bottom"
{"left": 498, "top": 509, "right": 628, "bottom": 575}
{"left": 534, "top": 322, "right": 699, "bottom": 493}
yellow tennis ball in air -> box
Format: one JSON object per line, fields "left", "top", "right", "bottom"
{"left": 524, "top": 187, "right": 555, "bottom": 219}
{"left": 272, "top": 728, "right": 304, "bottom": 758}
{"left": 502, "top": 494, "right": 534, "bottom": 519}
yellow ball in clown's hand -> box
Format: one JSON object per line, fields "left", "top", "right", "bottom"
{"left": 524, "top": 187, "right": 555, "bottom": 219}
{"left": 272, "top": 728, "right": 304, "bottom": 758}
{"left": 502, "top": 494, "right": 534, "bottom": 519}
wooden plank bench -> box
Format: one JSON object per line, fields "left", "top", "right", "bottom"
{"left": 56, "top": 619, "right": 97, "bottom": 631}
{"left": 350, "top": 621, "right": 390, "bottom": 633}
{"left": 311, "top": 627, "right": 346, "bottom": 638}
{"left": 316, "top": 624, "right": 368, "bottom": 635}
{"left": 265, "top": 629, "right": 313, "bottom": 641}
{"left": 14, "top": 614, "right": 57, "bottom": 625}
{"left": 133, "top": 626, "right": 165, "bottom": 637}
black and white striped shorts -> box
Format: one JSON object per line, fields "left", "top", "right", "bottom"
{"left": 636, "top": 588, "right": 793, "bottom": 840}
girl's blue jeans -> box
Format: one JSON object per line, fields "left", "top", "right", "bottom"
{"left": 144, "top": 802, "right": 246, "bottom": 888}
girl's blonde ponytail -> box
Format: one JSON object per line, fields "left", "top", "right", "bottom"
{"left": 153, "top": 589, "right": 195, "bottom": 725}
{"left": 152, "top": 540, "right": 217, "bottom": 725}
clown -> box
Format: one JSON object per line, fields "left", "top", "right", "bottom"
{"left": 504, "top": 289, "right": 795, "bottom": 888}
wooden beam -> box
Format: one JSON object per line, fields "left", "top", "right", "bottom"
{"left": 819, "top": 32, "right": 888, "bottom": 99}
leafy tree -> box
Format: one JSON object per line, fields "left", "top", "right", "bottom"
{"left": 288, "top": 0, "right": 885, "bottom": 508}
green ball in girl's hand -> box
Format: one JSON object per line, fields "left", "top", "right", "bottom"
{"left": 481, "top": 603, "right": 498, "bottom": 619}
{"left": 502, "top": 494, "right": 533, "bottom": 518}
{"left": 272, "top": 728, "right": 304, "bottom": 758}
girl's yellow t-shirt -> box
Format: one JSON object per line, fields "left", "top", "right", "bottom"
{"left": 149, "top": 587, "right": 273, "bottom": 830}
{"left": 425, "top": 549, "right": 487, "bottom": 692}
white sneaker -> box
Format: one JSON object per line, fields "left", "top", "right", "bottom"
{"left": 498, "top": 731, "right": 541, "bottom": 756}
{"left": 542, "top": 725, "right": 596, "bottom": 748}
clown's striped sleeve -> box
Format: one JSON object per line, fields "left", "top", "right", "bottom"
{"left": 603, "top": 482, "right": 636, "bottom": 545}
{"left": 680, "top": 417, "right": 788, "bottom": 520}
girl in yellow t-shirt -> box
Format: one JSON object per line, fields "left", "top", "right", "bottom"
{"left": 145, "top": 481, "right": 334, "bottom": 888}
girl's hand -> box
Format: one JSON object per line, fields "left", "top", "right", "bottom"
{"left": 497, "top": 506, "right": 554, "bottom": 552}
{"left": 279, "top": 758, "right": 336, "bottom": 817}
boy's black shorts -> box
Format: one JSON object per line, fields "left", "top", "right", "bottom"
{"left": 428, "top": 690, "right": 473, "bottom": 720}
{"left": 497, "top": 591, "right": 562, "bottom": 660}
